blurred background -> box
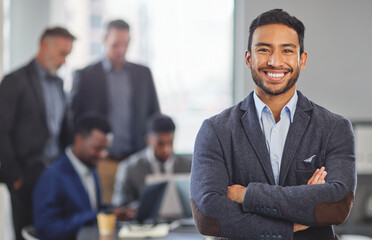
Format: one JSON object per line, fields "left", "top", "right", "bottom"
{"left": 0, "top": 0, "right": 372, "bottom": 239}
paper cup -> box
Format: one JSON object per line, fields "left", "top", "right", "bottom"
{"left": 97, "top": 213, "right": 116, "bottom": 235}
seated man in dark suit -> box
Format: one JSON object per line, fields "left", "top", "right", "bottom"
{"left": 112, "top": 114, "right": 191, "bottom": 207}
{"left": 33, "top": 114, "right": 135, "bottom": 240}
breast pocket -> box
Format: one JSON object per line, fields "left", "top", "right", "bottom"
{"left": 295, "top": 154, "right": 324, "bottom": 185}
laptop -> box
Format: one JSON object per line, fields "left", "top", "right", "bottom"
{"left": 135, "top": 181, "right": 168, "bottom": 224}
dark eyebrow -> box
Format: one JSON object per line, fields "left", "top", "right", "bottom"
{"left": 281, "top": 43, "right": 297, "bottom": 48}
{"left": 255, "top": 42, "right": 297, "bottom": 48}
{"left": 255, "top": 42, "right": 272, "bottom": 47}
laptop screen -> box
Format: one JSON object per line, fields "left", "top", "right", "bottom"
{"left": 136, "top": 181, "right": 168, "bottom": 223}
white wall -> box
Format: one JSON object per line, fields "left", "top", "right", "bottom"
{"left": 234, "top": 0, "right": 372, "bottom": 121}
{"left": 6, "top": 0, "right": 50, "bottom": 73}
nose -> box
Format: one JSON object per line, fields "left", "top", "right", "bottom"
{"left": 268, "top": 51, "right": 283, "bottom": 67}
{"left": 98, "top": 149, "right": 108, "bottom": 159}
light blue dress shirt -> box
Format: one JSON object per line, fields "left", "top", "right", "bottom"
{"left": 102, "top": 58, "right": 133, "bottom": 157}
{"left": 34, "top": 60, "right": 65, "bottom": 164}
{"left": 253, "top": 91, "right": 298, "bottom": 184}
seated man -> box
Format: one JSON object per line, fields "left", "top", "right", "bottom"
{"left": 33, "top": 114, "right": 134, "bottom": 240}
{"left": 112, "top": 114, "right": 191, "bottom": 207}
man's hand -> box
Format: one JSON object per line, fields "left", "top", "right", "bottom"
{"left": 307, "top": 166, "right": 327, "bottom": 185}
{"left": 13, "top": 178, "right": 23, "bottom": 190}
{"left": 294, "top": 166, "right": 327, "bottom": 232}
{"left": 227, "top": 184, "right": 247, "bottom": 204}
{"left": 113, "top": 207, "right": 136, "bottom": 221}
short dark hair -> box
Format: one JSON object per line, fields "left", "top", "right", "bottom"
{"left": 247, "top": 9, "right": 305, "bottom": 54}
{"left": 106, "top": 19, "right": 130, "bottom": 34}
{"left": 40, "top": 26, "right": 76, "bottom": 43}
{"left": 147, "top": 114, "right": 176, "bottom": 134}
{"left": 74, "top": 113, "right": 111, "bottom": 138}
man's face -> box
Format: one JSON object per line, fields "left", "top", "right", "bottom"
{"left": 74, "top": 129, "right": 109, "bottom": 168}
{"left": 104, "top": 28, "right": 130, "bottom": 68}
{"left": 245, "top": 24, "right": 307, "bottom": 96}
{"left": 147, "top": 132, "right": 174, "bottom": 163}
{"left": 43, "top": 36, "right": 73, "bottom": 75}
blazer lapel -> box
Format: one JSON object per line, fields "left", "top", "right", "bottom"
{"left": 92, "top": 169, "right": 102, "bottom": 209}
{"left": 27, "top": 60, "right": 47, "bottom": 123}
{"left": 240, "top": 92, "right": 275, "bottom": 185}
{"left": 279, "top": 91, "right": 313, "bottom": 185}
{"left": 63, "top": 154, "right": 92, "bottom": 209}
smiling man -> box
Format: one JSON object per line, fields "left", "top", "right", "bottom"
{"left": 33, "top": 114, "right": 135, "bottom": 240}
{"left": 190, "top": 9, "right": 356, "bottom": 239}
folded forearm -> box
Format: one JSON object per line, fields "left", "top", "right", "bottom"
{"left": 243, "top": 181, "right": 354, "bottom": 226}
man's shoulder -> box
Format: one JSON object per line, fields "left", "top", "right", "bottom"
{"left": 43, "top": 154, "right": 70, "bottom": 175}
{"left": 174, "top": 155, "right": 192, "bottom": 165}
{"left": 123, "top": 149, "right": 149, "bottom": 168}
{"left": 2, "top": 60, "right": 35, "bottom": 82}
{"left": 206, "top": 102, "right": 245, "bottom": 130}
{"left": 77, "top": 60, "right": 103, "bottom": 74}
{"left": 174, "top": 156, "right": 192, "bottom": 172}
{"left": 125, "top": 61, "right": 150, "bottom": 71}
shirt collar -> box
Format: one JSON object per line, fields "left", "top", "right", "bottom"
{"left": 102, "top": 57, "right": 127, "bottom": 72}
{"left": 66, "top": 146, "right": 92, "bottom": 177}
{"left": 253, "top": 91, "right": 298, "bottom": 123}
{"left": 33, "top": 59, "right": 49, "bottom": 79}
{"left": 145, "top": 146, "right": 175, "bottom": 171}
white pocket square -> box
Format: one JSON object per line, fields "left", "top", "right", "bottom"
{"left": 304, "top": 155, "right": 316, "bottom": 163}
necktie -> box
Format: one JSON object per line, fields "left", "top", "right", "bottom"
{"left": 160, "top": 163, "right": 165, "bottom": 174}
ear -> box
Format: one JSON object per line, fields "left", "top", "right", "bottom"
{"left": 145, "top": 135, "right": 151, "bottom": 146}
{"left": 74, "top": 134, "right": 83, "bottom": 146}
{"left": 245, "top": 50, "right": 252, "bottom": 68}
{"left": 299, "top": 51, "right": 308, "bottom": 70}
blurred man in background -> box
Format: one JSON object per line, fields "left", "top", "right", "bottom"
{"left": 71, "top": 19, "right": 160, "bottom": 204}
{"left": 112, "top": 114, "right": 191, "bottom": 207}
{"left": 0, "top": 27, "right": 75, "bottom": 240}
{"left": 33, "top": 114, "right": 135, "bottom": 240}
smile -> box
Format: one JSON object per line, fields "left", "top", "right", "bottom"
{"left": 266, "top": 72, "right": 285, "bottom": 78}
{"left": 263, "top": 71, "right": 288, "bottom": 81}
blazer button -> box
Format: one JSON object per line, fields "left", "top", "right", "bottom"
{"left": 260, "top": 234, "right": 265, "bottom": 240}
{"left": 272, "top": 208, "right": 277, "bottom": 214}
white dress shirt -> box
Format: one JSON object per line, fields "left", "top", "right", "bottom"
{"left": 66, "top": 147, "right": 98, "bottom": 210}
{"left": 146, "top": 147, "right": 175, "bottom": 175}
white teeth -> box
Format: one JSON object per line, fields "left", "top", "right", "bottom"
{"left": 267, "top": 72, "right": 285, "bottom": 78}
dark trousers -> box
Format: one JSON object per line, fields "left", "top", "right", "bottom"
{"left": 10, "top": 187, "right": 33, "bottom": 240}
{"left": 8, "top": 163, "right": 44, "bottom": 240}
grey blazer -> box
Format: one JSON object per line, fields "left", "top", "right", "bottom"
{"left": 112, "top": 148, "right": 191, "bottom": 207}
{"left": 190, "top": 91, "right": 356, "bottom": 240}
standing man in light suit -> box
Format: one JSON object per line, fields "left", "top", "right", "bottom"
{"left": 190, "top": 9, "right": 356, "bottom": 239}
{"left": 0, "top": 27, "right": 75, "bottom": 240}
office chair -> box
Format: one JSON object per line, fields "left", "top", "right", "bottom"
{"left": 21, "top": 225, "right": 39, "bottom": 240}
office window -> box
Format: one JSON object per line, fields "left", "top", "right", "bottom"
{"left": 64, "top": 0, "right": 234, "bottom": 153}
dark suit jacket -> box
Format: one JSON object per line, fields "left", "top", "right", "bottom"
{"left": 71, "top": 60, "right": 160, "bottom": 154}
{"left": 33, "top": 152, "right": 102, "bottom": 240}
{"left": 190, "top": 91, "right": 356, "bottom": 240}
{"left": 0, "top": 59, "right": 68, "bottom": 187}
{"left": 112, "top": 148, "right": 192, "bottom": 207}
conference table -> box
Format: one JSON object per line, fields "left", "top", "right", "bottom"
{"left": 77, "top": 223, "right": 206, "bottom": 240}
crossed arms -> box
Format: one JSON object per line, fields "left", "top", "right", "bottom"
{"left": 190, "top": 118, "right": 356, "bottom": 239}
